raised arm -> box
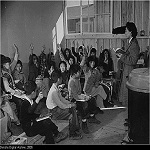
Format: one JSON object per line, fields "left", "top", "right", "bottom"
{"left": 10, "top": 44, "right": 19, "bottom": 71}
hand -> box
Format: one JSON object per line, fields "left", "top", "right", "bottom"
{"left": 57, "top": 44, "right": 61, "bottom": 50}
{"left": 70, "top": 103, "right": 76, "bottom": 108}
{"left": 37, "top": 92, "right": 43, "bottom": 100}
{"left": 14, "top": 90, "right": 22, "bottom": 96}
{"left": 14, "top": 44, "right": 19, "bottom": 53}
{"left": 14, "top": 80, "right": 20, "bottom": 84}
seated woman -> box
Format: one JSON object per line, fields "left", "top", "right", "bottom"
{"left": 1, "top": 45, "right": 24, "bottom": 119}
{"left": 81, "top": 55, "right": 107, "bottom": 109}
{"left": 99, "top": 49, "right": 114, "bottom": 78}
{"left": 58, "top": 61, "right": 70, "bottom": 87}
{"left": 20, "top": 81, "right": 67, "bottom": 144}
{"left": 12, "top": 60, "right": 26, "bottom": 91}
{"left": 34, "top": 75, "right": 49, "bottom": 115}
{"left": 28, "top": 44, "right": 40, "bottom": 82}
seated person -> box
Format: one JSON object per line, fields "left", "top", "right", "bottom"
{"left": 46, "top": 72, "right": 82, "bottom": 140}
{"left": 28, "top": 44, "right": 40, "bottom": 82}
{"left": 68, "top": 64, "right": 101, "bottom": 135}
{"left": 58, "top": 61, "right": 70, "bottom": 87}
{"left": 81, "top": 55, "right": 108, "bottom": 109}
{"left": 20, "top": 81, "right": 67, "bottom": 144}
{"left": 99, "top": 49, "right": 114, "bottom": 78}
{"left": 12, "top": 59, "right": 26, "bottom": 91}
{"left": 1, "top": 90, "right": 20, "bottom": 126}
{"left": 1, "top": 46, "right": 24, "bottom": 119}
{"left": 34, "top": 75, "right": 49, "bottom": 115}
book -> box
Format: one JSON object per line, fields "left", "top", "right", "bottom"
{"left": 36, "top": 115, "right": 50, "bottom": 122}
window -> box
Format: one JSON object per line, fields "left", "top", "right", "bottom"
{"left": 65, "top": 0, "right": 112, "bottom": 34}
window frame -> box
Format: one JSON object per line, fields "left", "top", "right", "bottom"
{"left": 65, "top": 0, "right": 113, "bottom": 36}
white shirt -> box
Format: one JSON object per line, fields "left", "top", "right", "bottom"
{"left": 46, "top": 83, "right": 70, "bottom": 110}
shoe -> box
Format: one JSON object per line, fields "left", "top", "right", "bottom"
{"left": 88, "top": 116, "right": 101, "bottom": 124}
{"left": 54, "top": 132, "right": 68, "bottom": 143}
{"left": 96, "top": 107, "right": 104, "bottom": 114}
{"left": 69, "top": 134, "right": 83, "bottom": 140}
{"left": 82, "top": 121, "right": 89, "bottom": 134}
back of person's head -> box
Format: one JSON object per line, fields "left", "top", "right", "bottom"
{"left": 24, "top": 81, "right": 37, "bottom": 95}
{"left": 126, "top": 22, "right": 138, "bottom": 38}
{"left": 70, "top": 64, "right": 81, "bottom": 76}
{"left": 51, "top": 72, "right": 61, "bottom": 83}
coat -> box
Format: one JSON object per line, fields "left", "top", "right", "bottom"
{"left": 119, "top": 38, "right": 140, "bottom": 106}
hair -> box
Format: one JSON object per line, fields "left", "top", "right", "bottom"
{"left": 24, "top": 81, "right": 37, "bottom": 95}
{"left": 1, "top": 55, "right": 11, "bottom": 69}
{"left": 90, "top": 48, "right": 96, "bottom": 55}
{"left": 51, "top": 72, "right": 61, "bottom": 83}
{"left": 87, "top": 56, "right": 96, "bottom": 68}
{"left": 59, "top": 61, "right": 67, "bottom": 69}
{"left": 69, "top": 64, "right": 81, "bottom": 76}
{"left": 69, "top": 55, "right": 75, "bottom": 65}
{"left": 64, "top": 48, "right": 72, "bottom": 60}
{"left": 101, "top": 49, "right": 111, "bottom": 60}
{"left": 16, "top": 60, "right": 23, "bottom": 68}
{"left": 126, "top": 22, "right": 138, "bottom": 38}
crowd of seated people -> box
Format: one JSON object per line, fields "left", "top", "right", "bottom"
{"left": 1, "top": 40, "right": 148, "bottom": 144}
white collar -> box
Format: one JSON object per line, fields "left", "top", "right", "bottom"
{"left": 23, "top": 95, "right": 33, "bottom": 105}
{"left": 129, "top": 37, "right": 133, "bottom": 43}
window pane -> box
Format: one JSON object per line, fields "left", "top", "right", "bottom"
{"left": 89, "top": 17, "right": 94, "bottom": 32}
{"left": 68, "top": 18, "right": 80, "bottom": 33}
{"left": 66, "top": 0, "right": 80, "bottom": 7}
{"left": 82, "top": 17, "right": 88, "bottom": 32}
{"left": 67, "top": 5, "right": 81, "bottom": 33}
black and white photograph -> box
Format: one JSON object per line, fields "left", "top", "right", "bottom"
{"left": 0, "top": 0, "right": 149, "bottom": 145}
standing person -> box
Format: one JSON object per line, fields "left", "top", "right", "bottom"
{"left": 20, "top": 81, "right": 68, "bottom": 144}
{"left": 28, "top": 44, "right": 40, "bottom": 82}
{"left": 12, "top": 59, "right": 26, "bottom": 91}
{"left": 68, "top": 64, "right": 101, "bottom": 134}
{"left": 46, "top": 72, "right": 82, "bottom": 140}
{"left": 118, "top": 22, "right": 140, "bottom": 106}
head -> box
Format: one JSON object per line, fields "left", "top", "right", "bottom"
{"left": 1, "top": 55, "right": 11, "bottom": 70}
{"left": 15, "top": 60, "right": 23, "bottom": 72}
{"left": 59, "top": 61, "right": 67, "bottom": 73}
{"left": 69, "top": 56, "right": 75, "bottom": 66}
{"left": 70, "top": 64, "right": 81, "bottom": 78}
{"left": 90, "top": 48, "right": 96, "bottom": 57}
{"left": 35, "top": 75, "right": 43, "bottom": 88}
{"left": 51, "top": 72, "right": 62, "bottom": 87}
{"left": 48, "top": 61, "right": 56, "bottom": 76}
{"left": 101, "top": 49, "right": 111, "bottom": 60}
{"left": 87, "top": 56, "right": 96, "bottom": 69}
{"left": 78, "top": 46, "right": 83, "bottom": 56}
{"left": 24, "top": 81, "right": 37, "bottom": 99}
{"left": 125, "top": 22, "right": 138, "bottom": 39}
{"left": 64, "top": 48, "right": 71, "bottom": 58}
{"left": 32, "top": 54, "right": 38, "bottom": 64}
